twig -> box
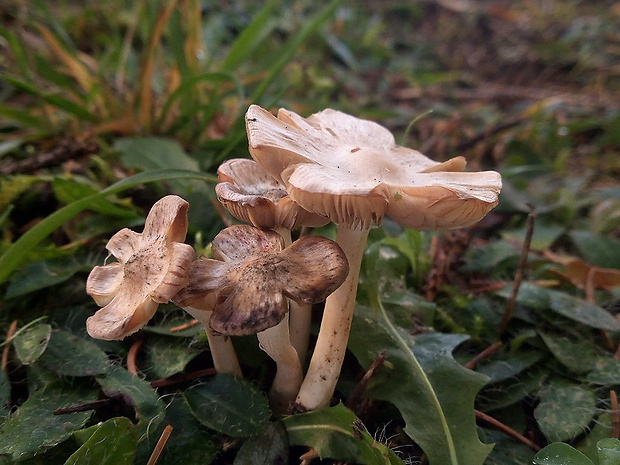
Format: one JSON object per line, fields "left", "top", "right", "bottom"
{"left": 170, "top": 319, "right": 200, "bottom": 332}
{"left": 53, "top": 398, "right": 115, "bottom": 415}
{"left": 611, "top": 390, "right": 619, "bottom": 439}
{"left": 299, "top": 448, "right": 319, "bottom": 464}
{"left": 346, "top": 350, "right": 386, "bottom": 414}
{"left": 0, "top": 139, "right": 98, "bottom": 175}
{"left": 127, "top": 337, "right": 145, "bottom": 375}
{"left": 464, "top": 342, "right": 503, "bottom": 370}
{"left": 475, "top": 409, "right": 540, "bottom": 451}
{"left": 150, "top": 367, "right": 216, "bottom": 388}
{"left": 2, "top": 320, "right": 18, "bottom": 372}
{"left": 146, "top": 424, "right": 174, "bottom": 465}
{"left": 498, "top": 206, "right": 537, "bottom": 336}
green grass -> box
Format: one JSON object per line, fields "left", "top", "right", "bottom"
{"left": 0, "top": 1, "right": 619, "bottom": 464}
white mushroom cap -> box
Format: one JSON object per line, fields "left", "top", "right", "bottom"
{"left": 172, "top": 225, "right": 349, "bottom": 336}
{"left": 86, "top": 195, "right": 195, "bottom": 340}
{"left": 246, "top": 105, "right": 502, "bottom": 230}
{"left": 216, "top": 158, "right": 329, "bottom": 230}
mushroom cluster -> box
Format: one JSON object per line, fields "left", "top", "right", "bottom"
{"left": 85, "top": 104, "right": 502, "bottom": 415}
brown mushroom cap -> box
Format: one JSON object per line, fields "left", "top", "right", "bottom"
{"left": 246, "top": 105, "right": 502, "bottom": 230}
{"left": 86, "top": 195, "right": 194, "bottom": 340}
{"left": 216, "top": 158, "right": 329, "bottom": 230}
{"left": 172, "top": 225, "right": 349, "bottom": 336}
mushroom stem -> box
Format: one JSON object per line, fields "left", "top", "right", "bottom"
{"left": 295, "top": 225, "right": 370, "bottom": 410}
{"left": 276, "top": 227, "right": 312, "bottom": 365}
{"left": 183, "top": 306, "right": 242, "bottom": 378}
{"left": 257, "top": 315, "right": 303, "bottom": 415}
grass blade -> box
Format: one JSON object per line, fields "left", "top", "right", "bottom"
{"left": 250, "top": 0, "right": 340, "bottom": 102}
{"left": 0, "top": 169, "right": 216, "bottom": 284}
{"left": 221, "top": 0, "right": 280, "bottom": 72}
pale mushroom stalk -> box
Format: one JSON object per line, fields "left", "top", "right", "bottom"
{"left": 257, "top": 317, "right": 303, "bottom": 414}
{"left": 182, "top": 306, "right": 242, "bottom": 378}
{"left": 295, "top": 225, "right": 369, "bottom": 410}
{"left": 215, "top": 159, "right": 328, "bottom": 366}
{"left": 275, "top": 226, "right": 312, "bottom": 365}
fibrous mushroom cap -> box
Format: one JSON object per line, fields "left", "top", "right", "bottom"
{"left": 86, "top": 195, "right": 194, "bottom": 340}
{"left": 216, "top": 158, "right": 329, "bottom": 230}
{"left": 246, "top": 104, "right": 502, "bottom": 230}
{"left": 172, "top": 225, "right": 349, "bottom": 336}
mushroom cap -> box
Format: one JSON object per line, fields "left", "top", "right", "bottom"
{"left": 216, "top": 158, "right": 329, "bottom": 230}
{"left": 172, "top": 225, "right": 349, "bottom": 336}
{"left": 86, "top": 195, "right": 194, "bottom": 340}
{"left": 246, "top": 105, "right": 502, "bottom": 230}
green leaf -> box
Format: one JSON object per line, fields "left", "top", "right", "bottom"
{"left": 349, "top": 304, "right": 493, "bottom": 465}
{"left": 282, "top": 403, "right": 402, "bottom": 464}
{"left": 143, "top": 336, "right": 201, "bottom": 379}
{"left": 497, "top": 283, "right": 620, "bottom": 331}
{"left": 115, "top": 137, "right": 199, "bottom": 173}
{"left": 234, "top": 422, "right": 288, "bottom": 465}
{"left": 183, "top": 374, "right": 270, "bottom": 438}
{"left": 52, "top": 177, "right": 136, "bottom": 218}
{"left": 147, "top": 396, "right": 219, "bottom": 465}
{"left": 586, "top": 358, "right": 620, "bottom": 385}
{"left": 13, "top": 323, "right": 52, "bottom": 365}
{"left": 0, "top": 371, "right": 9, "bottom": 415}
{"left": 64, "top": 417, "right": 137, "bottom": 465}
{"left": 38, "top": 329, "right": 110, "bottom": 377}
{"left": 0, "top": 384, "right": 96, "bottom": 461}
{"left": 533, "top": 443, "right": 595, "bottom": 465}
{"left": 534, "top": 381, "right": 597, "bottom": 442}
{"left": 5, "top": 256, "right": 97, "bottom": 298}
{"left": 96, "top": 367, "right": 166, "bottom": 439}
{"left": 570, "top": 231, "right": 620, "bottom": 269}
{"left": 476, "top": 350, "right": 543, "bottom": 383}
{"left": 0, "top": 168, "right": 216, "bottom": 284}
{"left": 539, "top": 332, "right": 601, "bottom": 374}
{"left": 576, "top": 413, "right": 613, "bottom": 461}
{"left": 598, "top": 438, "right": 620, "bottom": 465}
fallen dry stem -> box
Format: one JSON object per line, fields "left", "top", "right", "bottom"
{"left": 147, "top": 424, "right": 174, "bottom": 465}
{"left": 499, "top": 206, "right": 537, "bottom": 336}
{"left": 464, "top": 341, "right": 503, "bottom": 370}
{"left": 475, "top": 409, "right": 540, "bottom": 452}
{"left": 347, "top": 350, "right": 386, "bottom": 414}
{"left": 150, "top": 368, "right": 216, "bottom": 389}
{"left": 611, "top": 390, "right": 619, "bottom": 439}
{"left": 169, "top": 319, "right": 201, "bottom": 332}
{"left": 2, "top": 320, "right": 18, "bottom": 372}
{"left": 127, "top": 337, "right": 145, "bottom": 375}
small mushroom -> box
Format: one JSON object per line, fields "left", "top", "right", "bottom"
{"left": 216, "top": 158, "right": 329, "bottom": 363}
{"left": 173, "top": 225, "right": 349, "bottom": 412}
{"left": 246, "top": 104, "right": 502, "bottom": 410}
{"left": 86, "top": 195, "right": 195, "bottom": 340}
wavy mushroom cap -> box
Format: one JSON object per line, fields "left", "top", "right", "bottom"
{"left": 246, "top": 105, "right": 502, "bottom": 230}
{"left": 172, "top": 225, "right": 349, "bottom": 336}
{"left": 86, "top": 195, "right": 195, "bottom": 340}
{"left": 216, "top": 158, "right": 329, "bottom": 230}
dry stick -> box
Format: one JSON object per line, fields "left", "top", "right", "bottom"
{"left": 1, "top": 320, "right": 18, "bottom": 372}
{"left": 150, "top": 368, "right": 216, "bottom": 389}
{"left": 498, "top": 206, "right": 537, "bottom": 336}
{"left": 346, "top": 350, "right": 386, "bottom": 414}
{"left": 53, "top": 398, "right": 116, "bottom": 415}
{"left": 127, "top": 337, "right": 145, "bottom": 375}
{"left": 146, "top": 424, "right": 174, "bottom": 465}
{"left": 169, "top": 319, "right": 201, "bottom": 332}
{"left": 475, "top": 409, "right": 541, "bottom": 452}
{"left": 464, "top": 342, "right": 503, "bottom": 370}
{"left": 611, "top": 390, "right": 619, "bottom": 439}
